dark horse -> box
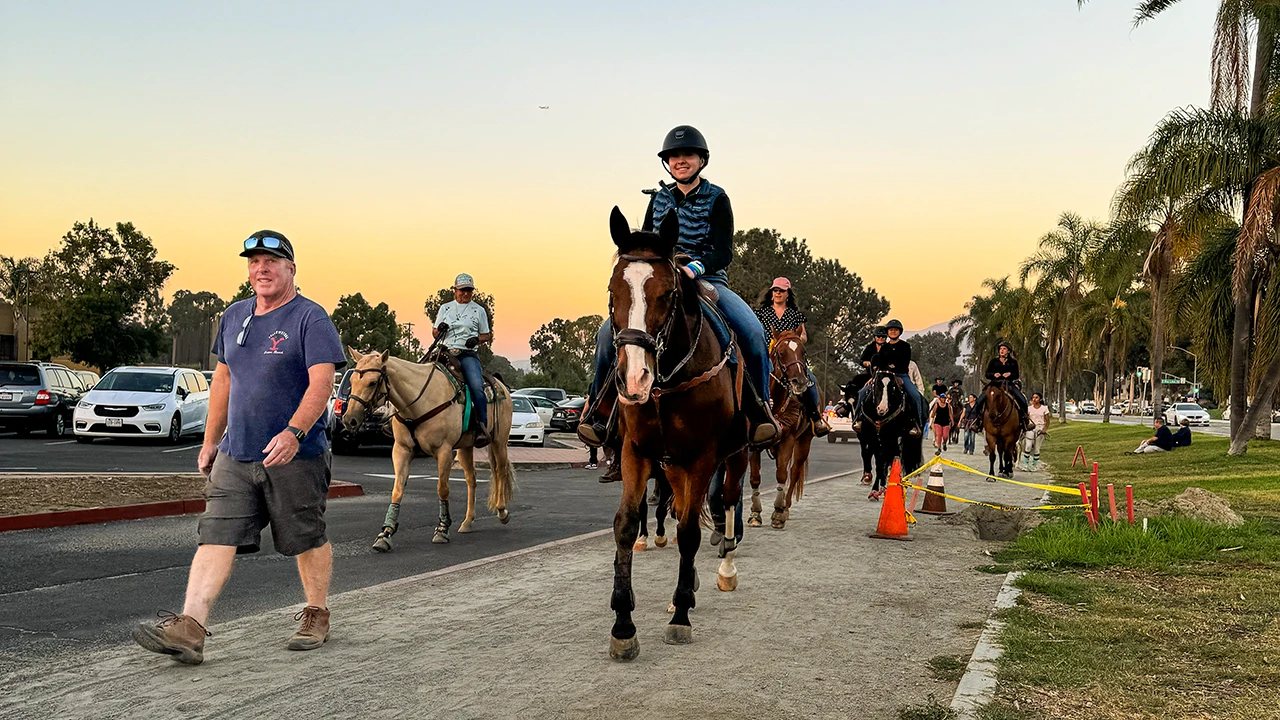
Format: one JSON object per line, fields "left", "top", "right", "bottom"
{"left": 838, "top": 377, "right": 878, "bottom": 487}
{"left": 748, "top": 329, "right": 818, "bottom": 530}
{"left": 605, "top": 207, "right": 751, "bottom": 661}
{"left": 982, "top": 381, "right": 1020, "bottom": 479}
{"left": 852, "top": 371, "right": 923, "bottom": 500}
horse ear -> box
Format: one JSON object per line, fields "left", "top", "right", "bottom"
{"left": 348, "top": 346, "right": 363, "bottom": 362}
{"left": 379, "top": 350, "right": 389, "bottom": 364}
{"left": 656, "top": 212, "right": 680, "bottom": 256}
{"left": 610, "top": 206, "right": 632, "bottom": 250}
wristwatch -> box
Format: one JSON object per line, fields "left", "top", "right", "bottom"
{"left": 286, "top": 425, "right": 307, "bottom": 442}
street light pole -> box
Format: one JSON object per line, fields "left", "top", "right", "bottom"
{"left": 1167, "top": 346, "right": 1197, "bottom": 393}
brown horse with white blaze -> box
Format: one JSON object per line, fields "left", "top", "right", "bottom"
{"left": 748, "top": 329, "right": 817, "bottom": 530}
{"left": 983, "top": 380, "right": 1020, "bottom": 479}
{"left": 605, "top": 206, "right": 751, "bottom": 662}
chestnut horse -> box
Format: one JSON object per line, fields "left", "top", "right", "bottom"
{"left": 748, "top": 330, "right": 817, "bottom": 530}
{"left": 983, "top": 381, "right": 1020, "bottom": 479}
{"left": 604, "top": 207, "right": 751, "bottom": 662}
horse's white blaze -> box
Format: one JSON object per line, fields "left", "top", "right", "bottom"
{"left": 787, "top": 340, "right": 798, "bottom": 352}
{"left": 876, "top": 377, "right": 890, "bottom": 415}
{"left": 622, "top": 262, "right": 655, "bottom": 399}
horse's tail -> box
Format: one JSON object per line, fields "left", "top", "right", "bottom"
{"left": 486, "top": 385, "right": 516, "bottom": 513}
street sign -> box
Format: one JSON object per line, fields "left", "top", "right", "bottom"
{"left": 1160, "top": 378, "right": 1184, "bottom": 384}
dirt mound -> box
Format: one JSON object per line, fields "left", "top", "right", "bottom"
{"left": 1135, "top": 487, "right": 1244, "bottom": 527}
{"left": 940, "top": 505, "right": 1044, "bottom": 541}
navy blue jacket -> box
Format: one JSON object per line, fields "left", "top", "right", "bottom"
{"left": 643, "top": 180, "right": 734, "bottom": 281}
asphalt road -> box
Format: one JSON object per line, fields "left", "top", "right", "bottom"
{"left": 0, "top": 433, "right": 859, "bottom": 676}
{"left": 1065, "top": 412, "right": 1280, "bottom": 440}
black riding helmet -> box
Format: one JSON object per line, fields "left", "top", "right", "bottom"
{"left": 873, "top": 325, "right": 887, "bottom": 337}
{"left": 885, "top": 319, "right": 904, "bottom": 331}
{"left": 997, "top": 340, "right": 1013, "bottom": 351}
{"left": 659, "top": 125, "right": 710, "bottom": 182}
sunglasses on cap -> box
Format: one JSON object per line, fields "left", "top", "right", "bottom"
{"left": 244, "top": 236, "right": 286, "bottom": 252}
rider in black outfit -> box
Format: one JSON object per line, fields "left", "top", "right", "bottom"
{"left": 971, "top": 342, "right": 1033, "bottom": 431}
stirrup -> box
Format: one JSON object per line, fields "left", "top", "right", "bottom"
{"left": 472, "top": 425, "right": 491, "bottom": 449}
{"left": 578, "top": 422, "right": 606, "bottom": 448}
{"left": 812, "top": 419, "right": 830, "bottom": 438}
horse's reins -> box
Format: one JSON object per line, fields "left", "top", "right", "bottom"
{"left": 610, "top": 254, "right": 732, "bottom": 397}
{"left": 859, "top": 372, "right": 906, "bottom": 432}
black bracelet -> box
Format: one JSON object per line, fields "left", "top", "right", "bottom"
{"left": 286, "top": 425, "right": 307, "bottom": 442}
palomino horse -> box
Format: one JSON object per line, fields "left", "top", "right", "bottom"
{"left": 982, "top": 381, "right": 1020, "bottom": 479}
{"left": 854, "top": 370, "right": 923, "bottom": 500}
{"left": 747, "top": 330, "right": 817, "bottom": 530}
{"left": 342, "top": 349, "right": 515, "bottom": 550}
{"left": 604, "top": 207, "right": 751, "bottom": 661}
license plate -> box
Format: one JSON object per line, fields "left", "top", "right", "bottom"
{"left": 106, "top": 418, "right": 123, "bottom": 427}
{"left": 0, "top": 392, "right": 11, "bottom": 402}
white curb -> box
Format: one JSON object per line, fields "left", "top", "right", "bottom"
{"left": 950, "top": 570, "right": 1024, "bottom": 718}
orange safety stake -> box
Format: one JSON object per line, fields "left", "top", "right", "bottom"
{"left": 1071, "top": 445, "right": 1087, "bottom": 469}
{"left": 1107, "top": 483, "right": 1118, "bottom": 522}
{"left": 1126, "top": 485, "right": 1135, "bottom": 525}
{"left": 869, "top": 458, "right": 913, "bottom": 541}
{"left": 1078, "top": 482, "right": 1097, "bottom": 530}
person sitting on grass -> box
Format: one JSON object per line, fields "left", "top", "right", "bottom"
{"left": 1173, "top": 418, "right": 1193, "bottom": 448}
{"left": 1130, "top": 417, "right": 1175, "bottom": 454}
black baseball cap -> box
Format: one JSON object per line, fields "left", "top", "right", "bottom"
{"left": 240, "top": 230, "right": 295, "bottom": 261}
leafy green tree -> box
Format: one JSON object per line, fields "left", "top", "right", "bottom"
{"left": 30, "top": 220, "right": 175, "bottom": 369}
{"left": 728, "top": 228, "right": 890, "bottom": 395}
{"left": 332, "top": 293, "right": 403, "bottom": 356}
{"left": 910, "top": 331, "right": 964, "bottom": 390}
{"left": 230, "top": 281, "right": 255, "bottom": 302}
{"left": 485, "top": 353, "right": 527, "bottom": 387}
{"left": 528, "top": 315, "right": 603, "bottom": 395}
{"left": 0, "top": 255, "right": 39, "bottom": 359}
{"left": 168, "top": 290, "right": 226, "bottom": 333}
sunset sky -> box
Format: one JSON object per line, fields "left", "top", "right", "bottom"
{"left": 1, "top": 1, "right": 1216, "bottom": 361}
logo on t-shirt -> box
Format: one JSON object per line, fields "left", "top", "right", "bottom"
{"left": 265, "top": 330, "right": 290, "bottom": 355}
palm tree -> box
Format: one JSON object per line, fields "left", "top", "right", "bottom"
{"left": 1020, "top": 213, "right": 1103, "bottom": 424}
{"left": 951, "top": 278, "right": 1045, "bottom": 395}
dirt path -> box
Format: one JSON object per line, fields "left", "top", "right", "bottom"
{"left": 0, "top": 445, "right": 1055, "bottom": 719}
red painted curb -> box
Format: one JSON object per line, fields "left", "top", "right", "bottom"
{"left": 0, "top": 481, "right": 365, "bottom": 532}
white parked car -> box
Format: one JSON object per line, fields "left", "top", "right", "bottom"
{"left": 1165, "top": 402, "right": 1210, "bottom": 427}
{"left": 507, "top": 396, "right": 546, "bottom": 447}
{"left": 521, "top": 394, "right": 558, "bottom": 427}
{"left": 1064, "top": 402, "right": 1078, "bottom": 414}
{"left": 1079, "top": 400, "right": 1097, "bottom": 414}
{"left": 73, "top": 366, "right": 210, "bottom": 443}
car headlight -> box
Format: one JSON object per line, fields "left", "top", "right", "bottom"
{"left": 77, "top": 401, "right": 93, "bottom": 409}
{"left": 526, "top": 421, "right": 543, "bottom": 428}
{"left": 141, "top": 403, "right": 167, "bottom": 411}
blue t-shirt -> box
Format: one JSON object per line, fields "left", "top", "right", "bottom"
{"left": 212, "top": 295, "right": 345, "bottom": 462}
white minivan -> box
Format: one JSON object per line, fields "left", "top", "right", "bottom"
{"left": 74, "top": 366, "right": 210, "bottom": 443}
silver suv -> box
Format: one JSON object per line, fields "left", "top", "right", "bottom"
{"left": 0, "top": 362, "right": 85, "bottom": 437}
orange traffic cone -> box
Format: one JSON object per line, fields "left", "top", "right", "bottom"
{"left": 869, "top": 458, "right": 913, "bottom": 541}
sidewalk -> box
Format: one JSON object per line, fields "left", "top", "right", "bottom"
{"left": 0, "top": 441, "right": 1056, "bottom": 720}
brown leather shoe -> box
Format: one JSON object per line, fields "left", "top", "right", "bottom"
{"left": 288, "top": 606, "right": 330, "bottom": 651}
{"left": 132, "top": 611, "right": 210, "bottom": 665}
{"left": 472, "top": 425, "right": 491, "bottom": 449}
{"left": 598, "top": 453, "right": 621, "bottom": 483}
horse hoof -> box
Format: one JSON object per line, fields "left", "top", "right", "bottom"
{"left": 860, "top": 474, "right": 873, "bottom": 486}
{"left": 609, "top": 635, "right": 640, "bottom": 661}
{"left": 654, "top": 535, "right": 668, "bottom": 548}
{"left": 771, "top": 511, "right": 786, "bottom": 529}
{"left": 747, "top": 513, "right": 762, "bottom": 528}
{"left": 372, "top": 537, "right": 392, "bottom": 553}
{"left": 633, "top": 537, "right": 647, "bottom": 552}
{"left": 497, "top": 508, "right": 510, "bottom": 524}
{"left": 663, "top": 624, "right": 693, "bottom": 645}
{"left": 709, "top": 530, "right": 723, "bottom": 547}
{"left": 432, "top": 531, "right": 450, "bottom": 544}
{"left": 458, "top": 521, "right": 474, "bottom": 533}
{"left": 717, "top": 573, "right": 738, "bottom": 592}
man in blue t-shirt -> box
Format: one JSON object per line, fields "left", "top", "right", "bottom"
{"left": 133, "top": 230, "right": 345, "bottom": 666}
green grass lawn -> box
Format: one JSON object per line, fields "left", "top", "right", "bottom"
{"left": 977, "top": 422, "right": 1280, "bottom": 720}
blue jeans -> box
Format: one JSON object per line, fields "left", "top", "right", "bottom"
{"left": 458, "top": 352, "right": 486, "bottom": 426}
{"left": 964, "top": 428, "right": 976, "bottom": 453}
{"left": 856, "top": 374, "right": 924, "bottom": 425}
{"left": 590, "top": 277, "right": 771, "bottom": 403}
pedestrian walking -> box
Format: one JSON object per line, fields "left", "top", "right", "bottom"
{"left": 1020, "top": 392, "right": 1052, "bottom": 470}
{"left": 961, "top": 394, "right": 979, "bottom": 454}
{"left": 132, "top": 230, "right": 345, "bottom": 665}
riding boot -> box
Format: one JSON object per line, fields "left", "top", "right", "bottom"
{"left": 577, "top": 380, "right": 617, "bottom": 448}
{"left": 743, "top": 381, "right": 779, "bottom": 448}
{"left": 803, "top": 391, "right": 830, "bottom": 438}
{"left": 598, "top": 446, "right": 621, "bottom": 483}
{"left": 473, "top": 422, "right": 491, "bottom": 449}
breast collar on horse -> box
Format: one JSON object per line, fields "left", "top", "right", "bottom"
{"left": 610, "top": 254, "right": 734, "bottom": 398}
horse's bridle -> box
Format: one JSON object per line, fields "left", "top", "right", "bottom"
{"left": 610, "top": 254, "right": 703, "bottom": 390}
{"left": 985, "top": 380, "right": 1014, "bottom": 425}
{"left": 859, "top": 371, "right": 905, "bottom": 431}
{"left": 346, "top": 366, "right": 389, "bottom": 413}
{"left": 769, "top": 340, "right": 813, "bottom": 396}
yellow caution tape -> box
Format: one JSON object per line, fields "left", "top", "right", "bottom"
{"left": 933, "top": 457, "right": 1082, "bottom": 495}
{"left": 903, "top": 481, "right": 1089, "bottom": 512}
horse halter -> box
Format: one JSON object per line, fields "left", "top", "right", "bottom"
{"left": 610, "top": 254, "right": 703, "bottom": 388}
{"left": 860, "top": 371, "right": 905, "bottom": 431}
{"left": 768, "top": 338, "right": 813, "bottom": 394}
{"left": 345, "top": 366, "right": 389, "bottom": 412}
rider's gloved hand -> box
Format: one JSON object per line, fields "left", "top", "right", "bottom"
{"left": 436, "top": 323, "right": 450, "bottom": 334}
{"left": 465, "top": 336, "right": 480, "bottom": 349}
{"left": 834, "top": 401, "right": 850, "bottom": 418}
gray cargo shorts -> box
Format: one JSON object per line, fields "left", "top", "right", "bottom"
{"left": 198, "top": 451, "right": 332, "bottom": 556}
